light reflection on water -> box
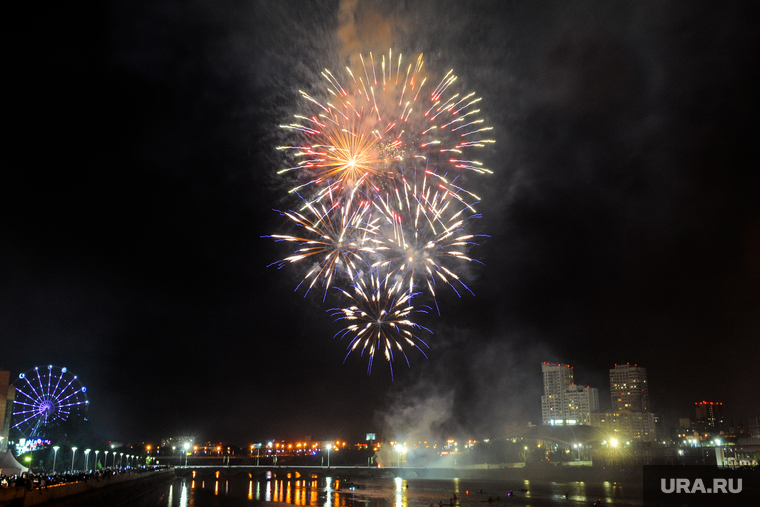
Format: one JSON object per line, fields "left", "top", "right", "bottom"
{"left": 180, "top": 482, "right": 188, "bottom": 505}
{"left": 394, "top": 477, "right": 403, "bottom": 507}
{"left": 138, "top": 473, "right": 641, "bottom": 507}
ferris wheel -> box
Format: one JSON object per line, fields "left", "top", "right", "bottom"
{"left": 12, "top": 365, "right": 89, "bottom": 438}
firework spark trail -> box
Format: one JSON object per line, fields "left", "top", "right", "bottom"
{"left": 268, "top": 50, "right": 492, "bottom": 374}
{"left": 265, "top": 182, "right": 383, "bottom": 299}
{"left": 276, "top": 50, "right": 494, "bottom": 197}
{"left": 330, "top": 267, "right": 431, "bottom": 379}
{"left": 371, "top": 167, "right": 485, "bottom": 311}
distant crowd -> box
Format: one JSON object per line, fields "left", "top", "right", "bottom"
{"left": 0, "top": 465, "right": 170, "bottom": 489}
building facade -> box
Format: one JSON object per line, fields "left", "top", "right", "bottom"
{"left": 695, "top": 401, "right": 723, "bottom": 429}
{"left": 1, "top": 371, "right": 16, "bottom": 453}
{"left": 590, "top": 410, "right": 658, "bottom": 442}
{"left": 609, "top": 363, "right": 649, "bottom": 412}
{"left": 541, "top": 363, "right": 599, "bottom": 426}
{"left": 590, "top": 363, "right": 657, "bottom": 442}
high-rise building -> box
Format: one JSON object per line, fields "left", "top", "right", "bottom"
{"left": 541, "top": 363, "right": 573, "bottom": 425}
{"left": 543, "top": 363, "right": 574, "bottom": 396}
{"left": 609, "top": 363, "right": 649, "bottom": 412}
{"left": 695, "top": 401, "right": 723, "bottom": 429}
{"left": 563, "top": 384, "right": 600, "bottom": 425}
{"left": 590, "top": 363, "right": 657, "bottom": 442}
{"left": 541, "top": 363, "right": 598, "bottom": 426}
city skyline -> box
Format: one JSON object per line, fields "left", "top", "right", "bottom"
{"left": 4, "top": 0, "right": 759, "bottom": 445}
{"left": 2, "top": 357, "right": 755, "bottom": 447}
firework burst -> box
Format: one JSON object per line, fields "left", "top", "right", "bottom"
{"left": 277, "top": 50, "right": 494, "bottom": 198}
{"left": 331, "top": 268, "right": 431, "bottom": 379}
{"left": 266, "top": 183, "right": 382, "bottom": 298}
{"left": 372, "top": 167, "right": 484, "bottom": 307}
{"left": 267, "top": 50, "right": 492, "bottom": 375}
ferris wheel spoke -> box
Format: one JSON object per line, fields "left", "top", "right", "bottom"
{"left": 51, "top": 370, "right": 65, "bottom": 400}
{"left": 35, "top": 370, "right": 47, "bottom": 401}
{"left": 57, "top": 399, "right": 85, "bottom": 409}
{"left": 46, "top": 368, "right": 53, "bottom": 399}
{"left": 55, "top": 388, "right": 85, "bottom": 405}
{"left": 52, "top": 377, "right": 77, "bottom": 403}
{"left": 13, "top": 408, "right": 40, "bottom": 416}
{"left": 12, "top": 412, "right": 41, "bottom": 428}
{"left": 10, "top": 401, "right": 39, "bottom": 408}
{"left": 49, "top": 371, "right": 59, "bottom": 399}
{"left": 14, "top": 390, "right": 37, "bottom": 402}
{"left": 22, "top": 376, "right": 44, "bottom": 405}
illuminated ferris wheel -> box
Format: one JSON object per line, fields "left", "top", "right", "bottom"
{"left": 12, "top": 365, "right": 89, "bottom": 438}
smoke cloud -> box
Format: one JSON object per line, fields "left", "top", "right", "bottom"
{"left": 337, "top": 0, "right": 394, "bottom": 64}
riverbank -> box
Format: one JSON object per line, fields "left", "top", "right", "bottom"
{"left": 0, "top": 468, "right": 175, "bottom": 507}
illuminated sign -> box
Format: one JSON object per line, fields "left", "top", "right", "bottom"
{"left": 16, "top": 438, "right": 51, "bottom": 453}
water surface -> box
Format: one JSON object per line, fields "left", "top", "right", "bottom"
{"left": 128, "top": 474, "right": 643, "bottom": 507}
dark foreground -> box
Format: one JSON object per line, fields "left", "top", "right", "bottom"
{"left": 0, "top": 468, "right": 175, "bottom": 507}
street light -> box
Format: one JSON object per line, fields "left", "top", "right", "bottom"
{"left": 397, "top": 444, "right": 406, "bottom": 468}
{"left": 104, "top": 451, "right": 109, "bottom": 468}
{"left": 184, "top": 443, "right": 190, "bottom": 466}
{"left": 84, "top": 449, "right": 91, "bottom": 470}
{"left": 71, "top": 447, "right": 78, "bottom": 472}
{"left": 95, "top": 450, "right": 100, "bottom": 469}
{"left": 326, "top": 444, "right": 332, "bottom": 468}
{"left": 52, "top": 446, "right": 60, "bottom": 473}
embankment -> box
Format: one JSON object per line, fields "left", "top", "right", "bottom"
{"left": 0, "top": 468, "right": 175, "bottom": 507}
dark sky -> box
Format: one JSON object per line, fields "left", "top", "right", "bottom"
{"left": 4, "top": 0, "right": 759, "bottom": 446}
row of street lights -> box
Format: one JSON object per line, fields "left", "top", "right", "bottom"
{"left": 49, "top": 446, "right": 142, "bottom": 473}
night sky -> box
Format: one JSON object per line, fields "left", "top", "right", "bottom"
{"left": 4, "top": 0, "right": 759, "bottom": 446}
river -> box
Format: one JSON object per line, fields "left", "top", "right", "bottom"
{"left": 126, "top": 473, "right": 644, "bottom": 506}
